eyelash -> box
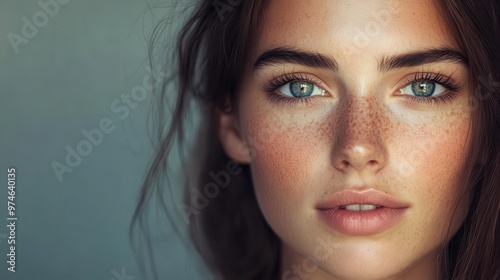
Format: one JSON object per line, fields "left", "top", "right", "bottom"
{"left": 401, "top": 72, "right": 462, "bottom": 105}
{"left": 263, "top": 72, "right": 462, "bottom": 107}
{"left": 263, "top": 73, "right": 326, "bottom": 107}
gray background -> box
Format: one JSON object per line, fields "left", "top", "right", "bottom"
{"left": 0, "top": 0, "right": 208, "bottom": 279}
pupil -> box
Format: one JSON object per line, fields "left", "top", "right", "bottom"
{"left": 290, "top": 81, "right": 314, "bottom": 97}
{"left": 300, "top": 83, "right": 308, "bottom": 93}
{"left": 412, "top": 80, "right": 435, "bottom": 97}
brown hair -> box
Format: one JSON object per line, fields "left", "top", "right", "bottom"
{"left": 130, "top": 0, "right": 500, "bottom": 279}
{"left": 437, "top": 0, "right": 500, "bottom": 279}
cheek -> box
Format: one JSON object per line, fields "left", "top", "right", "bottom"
{"left": 242, "top": 111, "right": 328, "bottom": 229}
{"left": 392, "top": 108, "right": 472, "bottom": 236}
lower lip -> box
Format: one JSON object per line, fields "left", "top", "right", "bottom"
{"left": 317, "top": 207, "right": 407, "bottom": 235}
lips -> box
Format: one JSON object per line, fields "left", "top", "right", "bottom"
{"left": 316, "top": 189, "right": 409, "bottom": 235}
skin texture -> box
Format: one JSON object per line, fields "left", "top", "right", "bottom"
{"left": 218, "top": 0, "right": 473, "bottom": 279}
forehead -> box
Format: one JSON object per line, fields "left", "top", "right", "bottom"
{"left": 257, "top": 0, "right": 457, "bottom": 58}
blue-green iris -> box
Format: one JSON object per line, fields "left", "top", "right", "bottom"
{"left": 290, "top": 81, "right": 314, "bottom": 98}
{"left": 412, "top": 80, "right": 436, "bottom": 97}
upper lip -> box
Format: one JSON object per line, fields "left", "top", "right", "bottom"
{"left": 316, "top": 189, "right": 409, "bottom": 210}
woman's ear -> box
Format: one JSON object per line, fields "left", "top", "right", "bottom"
{"left": 217, "top": 108, "right": 252, "bottom": 164}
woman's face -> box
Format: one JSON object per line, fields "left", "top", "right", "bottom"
{"left": 219, "top": 0, "right": 472, "bottom": 279}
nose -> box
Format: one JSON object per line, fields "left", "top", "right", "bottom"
{"left": 332, "top": 96, "right": 388, "bottom": 173}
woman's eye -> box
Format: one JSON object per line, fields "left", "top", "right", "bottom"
{"left": 400, "top": 80, "right": 446, "bottom": 97}
{"left": 277, "top": 81, "right": 326, "bottom": 98}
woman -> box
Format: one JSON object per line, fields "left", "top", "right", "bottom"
{"left": 131, "top": 0, "right": 500, "bottom": 279}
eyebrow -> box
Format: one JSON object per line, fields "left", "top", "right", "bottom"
{"left": 253, "top": 47, "right": 338, "bottom": 72}
{"left": 253, "top": 47, "right": 468, "bottom": 72}
{"left": 378, "top": 48, "right": 468, "bottom": 72}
